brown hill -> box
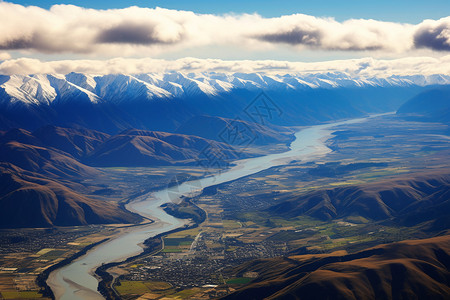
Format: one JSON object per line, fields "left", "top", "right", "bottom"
{"left": 222, "top": 235, "right": 450, "bottom": 300}
{"left": 0, "top": 141, "right": 99, "bottom": 178}
{"left": 268, "top": 173, "right": 450, "bottom": 225}
{"left": 0, "top": 129, "right": 140, "bottom": 228}
{"left": 85, "top": 129, "right": 245, "bottom": 167}
{"left": 33, "top": 125, "right": 110, "bottom": 158}
{"left": 0, "top": 163, "right": 140, "bottom": 228}
{"left": 0, "top": 128, "right": 42, "bottom": 146}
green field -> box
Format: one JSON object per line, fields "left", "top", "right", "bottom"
{"left": 161, "top": 248, "right": 183, "bottom": 253}
{"left": 164, "top": 237, "right": 194, "bottom": 246}
{"left": 40, "top": 250, "right": 67, "bottom": 260}
{"left": 268, "top": 230, "right": 316, "bottom": 241}
{"left": 115, "top": 280, "right": 172, "bottom": 295}
{"left": 222, "top": 220, "right": 242, "bottom": 229}
{"left": 0, "top": 291, "right": 43, "bottom": 299}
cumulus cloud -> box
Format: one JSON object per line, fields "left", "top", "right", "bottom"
{"left": 0, "top": 2, "right": 448, "bottom": 56}
{"left": 0, "top": 3, "right": 191, "bottom": 54}
{"left": 0, "top": 56, "right": 449, "bottom": 78}
{"left": 414, "top": 17, "right": 450, "bottom": 51}
{"left": 0, "top": 52, "right": 11, "bottom": 60}
{"left": 253, "top": 16, "right": 413, "bottom": 51}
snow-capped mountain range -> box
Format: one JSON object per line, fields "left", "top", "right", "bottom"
{"left": 0, "top": 71, "right": 449, "bottom": 133}
{"left": 1, "top": 72, "right": 449, "bottom": 106}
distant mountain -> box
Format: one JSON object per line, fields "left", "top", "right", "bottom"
{"left": 223, "top": 235, "right": 450, "bottom": 300}
{"left": 0, "top": 72, "right": 441, "bottom": 133}
{"left": 267, "top": 173, "right": 450, "bottom": 226}
{"left": 84, "top": 129, "right": 245, "bottom": 167}
{"left": 397, "top": 86, "right": 450, "bottom": 124}
{"left": 175, "top": 115, "right": 294, "bottom": 145}
{"left": 0, "top": 163, "right": 139, "bottom": 228}
{"left": 3, "top": 72, "right": 443, "bottom": 107}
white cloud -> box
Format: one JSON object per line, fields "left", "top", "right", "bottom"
{"left": 250, "top": 15, "right": 414, "bottom": 52}
{"left": 414, "top": 17, "right": 450, "bottom": 51}
{"left": 0, "top": 56, "right": 449, "bottom": 77}
{"left": 0, "top": 52, "right": 11, "bottom": 60}
{"left": 0, "top": 2, "right": 448, "bottom": 57}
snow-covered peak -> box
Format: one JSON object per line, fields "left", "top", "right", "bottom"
{"left": 1, "top": 72, "right": 449, "bottom": 107}
{"left": 94, "top": 74, "right": 171, "bottom": 103}
{"left": 47, "top": 74, "right": 101, "bottom": 104}
{"left": 66, "top": 72, "right": 97, "bottom": 93}
{"left": 162, "top": 72, "right": 218, "bottom": 97}
{"left": 0, "top": 74, "right": 57, "bottom": 105}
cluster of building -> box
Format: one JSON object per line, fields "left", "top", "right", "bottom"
{"left": 0, "top": 226, "right": 101, "bottom": 255}
{"left": 123, "top": 231, "right": 288, "bottom": 288}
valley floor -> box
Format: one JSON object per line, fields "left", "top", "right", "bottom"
{"left": 1, "top": 114, "right": 449, "bottom": 299}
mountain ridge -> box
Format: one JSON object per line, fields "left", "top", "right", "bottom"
{"left": 222, "top": 235, "right": 450, "bottom": 300}
{"left": 397, "top": 86, "right": 450, "bottom": 125}
{"left": 0, "top": 162, "right": 140, "bottom": 228}
{"left": 0, "top": 72, "right": 445, "bottom": 133}
{"left": 2, "top": 72, "right": 449, "bottom": 107}
{"left": 267, "top": 172, "right": 450, "bottom": 227}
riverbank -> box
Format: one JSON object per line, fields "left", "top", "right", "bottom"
{"left": 37, "top": 238, "right": 110, "bottom": 299}
{"left": 46, "top": 193, "right": 188, "bottom": 299}
{"left": 96, "top": 199, "right": 207, "bottom": 298}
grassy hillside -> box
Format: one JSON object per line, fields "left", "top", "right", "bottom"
{"left": 223, "top": 235, "right": 450, "bottom": 300}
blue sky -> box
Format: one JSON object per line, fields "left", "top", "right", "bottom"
{"left": 7, "top": 0, "right": 450, "bottom": 23}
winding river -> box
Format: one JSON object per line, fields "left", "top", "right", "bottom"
{"left": 47, "top": 115, "right": 374, "bottom": 300}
